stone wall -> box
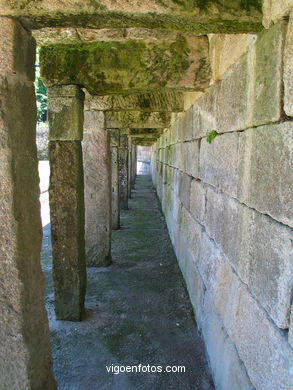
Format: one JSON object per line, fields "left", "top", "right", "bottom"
{"left": 151, "top": 15, "right": 293, "bottom": 390}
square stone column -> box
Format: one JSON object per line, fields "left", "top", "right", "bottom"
{"left": 0, "top": 18, "right": 55, "bottom": 389}
{"left": 119, "top": 134, "right": 129, "bottom": 210}
{"left": 109, "top": 129, "right": 120, "bottom": 230}
{"left": 128, "top": 138, "right": 132, "bottom": 198}
{"left": 131, "top": 143, "right": 137, "bottom": 188}
{"left": 83, "top": 111, "right": 111, "bottom": 266}
{"left": 48, "top": 85, "right": 86, "bottom": 321}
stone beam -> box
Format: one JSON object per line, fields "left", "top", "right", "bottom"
{"left": 132, "top": 139, "right": 157, "bottom": 146}
{"left": 106, "top": 112, "right": 171, "bottom": 129}
{"left": 48, "top": 85, "right": 86, "bottom": 321}
{"left": 0, "top": 1, "right": 263, "bottom": 33}
{"left": 116, "top": 128, "right": 164, "bottom": 137}
{"left": 40, "top": 35, "right": 210, "bottom": 94}
{"left": 84, "top": 89, "right": 185, "bottom": 112}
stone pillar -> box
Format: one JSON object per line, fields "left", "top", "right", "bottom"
{"left": 131, "top": 143, "right": 137, "bottom": 187}
{"left": 83, "top": 111, "right": 111, "bottom": 266}
{"left": 110, "top": 129, "right": 120, "bottom": 229}
{"left": 48, "top": 85, "right": 86, "bottom": 321}
{"left": 119, "top": 134, "right": 129, "bottom": 210}
{"left": 128, "top": 137, "right": 132, "bottom": 198}
{"left": 0, "top": 18, "right": 55, "bottom": 389}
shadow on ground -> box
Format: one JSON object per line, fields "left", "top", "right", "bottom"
{"left": 41, "top": 174, "right": 214, "bottom": 390}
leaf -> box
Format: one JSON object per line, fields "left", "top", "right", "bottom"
{"left": 206, "top": 130, "right": 218, "bottom": 144}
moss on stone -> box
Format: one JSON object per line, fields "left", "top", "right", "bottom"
{"left": 40, "top": 36, "right": 200, "bottom": 94}
{"left": 22, "top": 10, "right": 263, "bottom": 33}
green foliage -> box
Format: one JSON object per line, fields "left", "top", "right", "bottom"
{"left": 35, "top": 50, "right": 47, "bottom": 123}
{"left": 206, "top": 130, "right": 218, "bottom": 143}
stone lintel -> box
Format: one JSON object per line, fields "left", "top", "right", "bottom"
{"left": 84, "top": 90, "right": 185, "bottom": 112}
{"left": 106, "top": 111, "right": 171, "bottom": 129}
{"left": 48, "top": 85, "right": 84, "bottom": 141}
{"left": 40, "top": 36, "right": 210, "bottom": 94}
{"left": 7, "top": 6, "right": 263, "bottom": 33}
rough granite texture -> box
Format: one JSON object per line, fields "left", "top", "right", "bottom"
{"left": 284, "top": 11, "right": 293, "bottom": 117}
{"left": 40, "top": 36, "right": 210, "bottom": 95}
{"left": 118, "top": 136, "right": 129, "bottom": 210}
{"left": 83, "top": 111, "right": 112, "bottom": 267}
{"left": 111, "top": 145, "right": 120, "bottom": 229}
{"left": 0, "top": 17, "right": 55, "bottom": 390}
{"left": 84, "top": 89, "right": 185, "bottom": 112}
{"left": 48, "top": 85, "right": 84, "bottom": 141}
{"left": 0, "top": 0, "right": 263, "bottom": 32}
{"left": 151, "top": 19, "right": 293, "bottom": 389}
{"left": 49, "top": 141, "right": 86, "bottom": 321}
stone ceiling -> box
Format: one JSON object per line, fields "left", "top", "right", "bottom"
{"left": 0, "top": 0, "right": 264, "bottom": 145}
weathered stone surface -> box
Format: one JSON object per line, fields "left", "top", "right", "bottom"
{"left": 262, "top": 0, "right": 293, "bottom": 28}
{"left": 216, "top": 55, "right": 249, "bottom": 132}
{"left": 250, "top": 21, "right": 283, "bottom": 126}
{"left": 35, "top": 27, "right": 180, "bottom": 46}
{"left": 204, "top": 186, "right": 293, "bottom": 328}
{"left": 201, "top": 299, "right": 255, "bottom": 390}
{"left": 176, "top": 107, "right": 193, "bottom": 142}
{"left": 208, "top": 33, "right": 253, "bottom": 82}
{"left": 0, "top": 17, "right": 35, "bottom": 80}
{"left": 238, "top": 123, "right": 293, "bottom": 227}
{"left": 199, "top": 232, "right": 293, "bottom": 390}
{"left": 83, "top": 111, "right": 111, "bottom": 266}
{"left": 49, "top": 141, "right": 86, "bottom": 321}
{"left": 199, "top": 132, "right": 240, "bottom": 198}
{"left": 182, "top": 141, "right": 199, "bottom": 178}
{"left": 85, "top": 90, "right": 185, "bottom": 112}
{"left": 118, "top": 136, "right": 129, "bottom": 210}
{"left": 189, "top": 179, "right": 205, "bottom": 224}
{"left": 178, "top": 171, "right": 192, "bottom": 211}
{"left": 1, "top": 0, "right": 263, "bottom": 32}
{"left": 111, "top": 146, "right": 120, "bottom": 229}
{"left": 48, "top": 85, "right": 84, "bottom": 140}
{"left": 106, "top": 111, "right": 172, "bottom": 129}
{"left": 0, "top": 17, "right": 55, "bottom": 390}
{"left": 284, "top": 11, "right": 293, "bottom": 117}
{"left": 289, "top": 306, "right": 293, "bottom": 348}
{"left": 131, "top": 143, "right": 137, "bottom": 188}
{"left": 40, "top": 36, "right": 210, "bottom": 95}
{"left": 192, "top": 53, "right": 249, "bottom": 137}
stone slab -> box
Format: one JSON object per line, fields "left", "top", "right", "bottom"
{"left": 178, "top": 172, "right": 192, "bottom": 211}
{"left": 284, "top": 11, "right": 293, "bottom": 117}
{"left": 204, "top": 186, "right": 293, "bottom": 328}
{"left": 106, "top": 111, "right": 172, "bottom": 129}
{"left": 41, "top": 36, "right": 210, "bottom": 95}
{"left": 250, "top": 21, "right": 283, "bottom": 126}
{"left": 189, "top": 179, "right": 206, "bottom": 224}
{"left": 198, "top": 232, "right": 293, "bottom": 389}
{"left": 238, "top": 122, "right": 293, "bottom": 227}
{"left": 199, "top": 132, "right": 240, "bottom": 198}
{"left": 85, "top": 90, "right": 185, "bottom": 112}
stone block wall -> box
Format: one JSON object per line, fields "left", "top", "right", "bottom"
{"left": 151, "top": 16, "right": 293, "bottom": 390}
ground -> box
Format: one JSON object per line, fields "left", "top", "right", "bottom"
{"left": 41, "top": 165, "right": 214, "bottom": 389}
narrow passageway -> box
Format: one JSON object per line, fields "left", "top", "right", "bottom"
{"left": 41, "top": 173, "right": 214, "bottom": 390}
